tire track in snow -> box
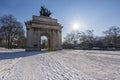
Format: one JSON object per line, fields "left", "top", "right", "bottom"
{"left": 0, "top": 58, "right": 22, "bottom": 80}
{"left": 37, "top": 52, "right": 95, "bottom": 80}
{"left": 1, "top": 50, "right": 120, "bottom": 80}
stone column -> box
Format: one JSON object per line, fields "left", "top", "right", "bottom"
{"left": 26, "top": 28, "right": 29, "bottom": 48}
{"left": 39, "top": 34, "right": 41, "bottom": 51}
{"left": 50, "top": 29, "right": 53, "bottom": 50}
{"left": 57, "top": 30, "right": 60, "bottom": 49}
{"left": 60, "top": 30, "right": 62, "bottom": 49}
{"left": 26, "top": 27, "right": 34, "bottom": 51}
{"left": 53, "top": 30, "right": 56, "bottom": 50}
{"left": 52, "top": 30, "right": 58, "bottom": 50}
{"left": 38, "top": 30, "right": 41, "bottom": 50}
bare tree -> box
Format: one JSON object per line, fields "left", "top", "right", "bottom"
{"left": 63, "top": 31, "right": 79, "bottom": 49}
{"left": 41, "top": 39, "right": 47, "bottom": 49}
{"left": 0, "top": 14, "right": 25, "bottom": 48}
{"left": 63, "top": 26, "right": 120, "bottom": 50}
{"left": 79, "top": 30, "right": 94, "bottom": 49}
{"left": 64, "top": 31, "right": 79, "bottom": 44}
{"left": 103, "top": 26, "right": 120, "bottom": 48}
{"left": 63, "top": 30, "right": 95, "bottom": 49}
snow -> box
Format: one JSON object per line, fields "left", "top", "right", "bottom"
{"left": 0, "top": 47, "right": 24, "bottom": 52}
{"left": 0, "top": 49, "right": 120, "bottom": 80}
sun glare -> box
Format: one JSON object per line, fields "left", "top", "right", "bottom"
{"left": 73, "top": 23, "right": 80, "bottom": 31}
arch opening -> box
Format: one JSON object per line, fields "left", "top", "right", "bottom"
{"left": 40, "top": 35, "right": 50, "bottom": 51}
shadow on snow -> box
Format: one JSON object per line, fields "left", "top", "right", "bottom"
{"left": 0, "top": 51, "right": 46, "bottom": 60}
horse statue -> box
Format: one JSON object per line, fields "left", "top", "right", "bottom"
{"left": 40, "top": 6, "right": 52, "bottom": 17}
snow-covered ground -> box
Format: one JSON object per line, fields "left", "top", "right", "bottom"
{"left": 0, "top": 49, "right": 120, "bottom": 80}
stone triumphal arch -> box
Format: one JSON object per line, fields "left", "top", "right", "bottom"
{"left": 25, "top": 7, "right": 63, "bottom": 51}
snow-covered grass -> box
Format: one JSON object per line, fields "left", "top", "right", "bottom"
{"left": 0, "top": 49, "right": 120, "bottom": 80}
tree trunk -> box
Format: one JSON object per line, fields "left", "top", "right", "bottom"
{"left": 7, "top": 34, "right": 11, "bottom": 49}
{"left": 8, "top": 38, "right": 10, "bottom": 49}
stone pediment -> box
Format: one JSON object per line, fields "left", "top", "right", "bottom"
{"left": 25, "top": 15, "right": 62, "bottom": 30}
{"left": 32, "top": 16, "right": 57, "bottom": 23}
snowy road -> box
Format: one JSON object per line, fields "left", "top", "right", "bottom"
{"left": 0, "top": 50, "right": 120, "bottom": 80}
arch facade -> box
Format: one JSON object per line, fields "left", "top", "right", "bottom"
{"left": 25, "top": 15, "right": 63, "bottom": 51}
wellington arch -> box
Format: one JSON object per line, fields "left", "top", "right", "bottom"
{"left": 25, "top": 6, "right": 63, "bottom": 51}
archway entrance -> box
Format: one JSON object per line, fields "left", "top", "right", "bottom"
{"left": 40, "top": 35, "right": 49, "bottom": 51}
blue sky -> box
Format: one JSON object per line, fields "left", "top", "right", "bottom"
{"left": 0, "top": 0, "right": 120, "bottom": 39}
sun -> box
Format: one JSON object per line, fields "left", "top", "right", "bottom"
{"left": 73, "top": 23, "right": 80, "bottom": 31}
